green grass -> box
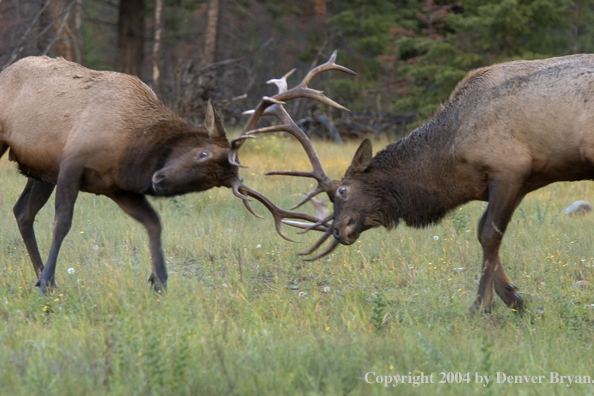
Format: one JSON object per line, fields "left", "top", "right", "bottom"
{"left": 1, "top": 136, "right": 594, "bottom": 395}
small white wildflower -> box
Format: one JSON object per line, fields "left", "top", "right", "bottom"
{"left": 221, "top": 283, "right": 228, "bottom": 288}
{"left": 323, "top": 286, "right": 331, "bottom": 293}
{"left": 299, "top": 292, "right": 307, "bottom": 297}
{"left": 256, "top": 244, "right": 261, "bottom": 249}
{"left": 92, "top": 245, "right": 99, "bottom": 250}
{"left": 433, "top": 236, "right": 439, "bottom": 240}
{"left": 67, "top": 268, "right": 75, "bottom": 274}
{"left": 327, "top": 258, "right": 331, "bottom": 262}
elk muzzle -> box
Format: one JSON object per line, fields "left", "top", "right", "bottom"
{"left": 332, "top": 216, "right": 358, "bottom": 245}
{"left": 152, "top": 171, "right": 168, "bottom": 195}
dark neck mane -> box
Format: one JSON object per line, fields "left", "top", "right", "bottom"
{"left": 364, "top": 107, "right": 477, "bottom": 229}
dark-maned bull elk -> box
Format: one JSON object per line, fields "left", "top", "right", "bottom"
{"left": 0, "top": 56, "right": 239, "bottom": 293}
{"left": 0, "top": 54, "right": 355, "bottom": 294}
{"left": 234, "top": 54, "right": 594, "bottom": 313}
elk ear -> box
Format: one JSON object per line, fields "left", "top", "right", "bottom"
{"left": 205, "top": 99, "right": 228, "bottom": 142}
{"left": 346, "top": 138, "right": 372, "bottom": 175}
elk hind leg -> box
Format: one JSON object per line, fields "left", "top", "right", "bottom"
{"left": 13, "top": 178, "right": 55, "bottom": 277}
{"left": 473, "top": 180, "right": 524, "bottom": 312}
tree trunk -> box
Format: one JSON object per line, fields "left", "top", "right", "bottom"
{"left": 203, "top": 0, "right": 219, "bottom": 65}
{"left": 43, "top": 0, "right": 83, "bottom": 63}
{"left": 118, "top": 0, "right": 145, "bottom": 77}
{"left": 214, "top": 0, "right": 227, "bottom": 62}
{"left": 152, "top": 0, "right": 163, "bottom": 94}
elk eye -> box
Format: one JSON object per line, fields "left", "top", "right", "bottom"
{"left": 198, "top": 151, "right": 208, "bottom": 160}
{"left": 338, "top": 187, "right": 346, "bottom": 197}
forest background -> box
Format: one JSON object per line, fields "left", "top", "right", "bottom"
{"left": 1, "top": 0, "right": 594, "bottom": 136}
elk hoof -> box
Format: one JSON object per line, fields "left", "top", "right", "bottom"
{"left": 497, "top": 285, "right": 524, "bottom": 311}
{"left": 148, "top": 273, "right": 167, "bottom": 293}
{"left": 515, "top": 292, "right": 544, "bottom": 315}
{"left": 35, "top": 277, "right": 56, "bottom": 295}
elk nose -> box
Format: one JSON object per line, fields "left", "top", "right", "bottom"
{"left": 153, "top": 174, "right": 165, "bottom": 185}
{"left": 333, "top": 228, "right": 340, "bottom": 239}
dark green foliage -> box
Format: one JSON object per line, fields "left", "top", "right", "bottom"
{"left": 327, "top": 0, "right": 594, "bottom": 127}
{"left": 370, "top": 291, "right": 387, "bottom": 332}
{"left": 4, "top": 0, "right": 594, "bottom": 134}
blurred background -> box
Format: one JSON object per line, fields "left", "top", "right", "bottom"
{"left": 1, "top": 0, "right": 594, "bottom": 140}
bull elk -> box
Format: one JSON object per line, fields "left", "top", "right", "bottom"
{"left": 0, "top": 54, "right": 354, "bottom": 294}
{"left": 232, "top": 53, "right": 594, "bottom": 313}
{"left": 0, "top": 56, "right": 242, "bottom": 293}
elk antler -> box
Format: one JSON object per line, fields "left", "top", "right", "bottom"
{"left": 229, "top": 51, "right": 355, "bottom": 258}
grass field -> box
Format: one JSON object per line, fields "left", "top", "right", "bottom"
{"left": 1, "top": 135, "right": 594, "bottom": 395}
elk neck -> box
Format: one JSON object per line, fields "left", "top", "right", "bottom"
{"left": 364, "top": 106, "right": 480, "bottom": 229}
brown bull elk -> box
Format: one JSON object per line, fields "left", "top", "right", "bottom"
{"left": 234, "top": 53, "right": 594, "bottom": 313}
{"left": 0, "top": 56, "right": 239, "bottom": 293}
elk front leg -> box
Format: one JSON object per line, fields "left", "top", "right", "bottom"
{"left": 472, "top": 180, "right": 524, "bottom": 313}
{"left": 13, "top": 178, "right": 55, "bottom": 277}
{"left": 36, "top": 166, "right": 82, "bottom": 294}
{"left": 108, "top": 191, "right": 167, "bottom": 292}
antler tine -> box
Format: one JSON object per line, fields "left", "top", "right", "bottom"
{"left": 303, "top": 239, "right": 340, "bottom": 262}
{"left": 281, "top": 217, "right": 340, "bottom": 260}
{"left": 245, "top": 104, "right": 337, "bottom": 205}
{"left": 300, "top": 50, "right": 356, "bottom": 89}
{"left": 276, "top": 50, "right": 355, "bottom": 112}
{"left": 287, "top": 186, "right": 327, "bottom": 211}
{"left": 282, "top": 220, "right": 329, "bottom": 232}
{"left": 228, "top": 96, "right": 288, "bottom": 166}
{"left": 267, "top": 68, "right": 296, "bottom": 94}
{"left": 231, "top": 177, "right": 253, "bottom": 201}
{"left": 235, "top": 183, "right": 327, "bottom": 242}
{"left": 297, "top": 225, "right": 333, "bottom": 256}
{"left": 241, "top": 198, "right": 265, "bottom": 219}
{"left": 295, "top": 213, "right": 334, "bottom": 234}
{"left": 229, "top": 51, "right": 354, "bottom": 167}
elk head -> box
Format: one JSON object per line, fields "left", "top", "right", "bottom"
{"left": 328, "top": 138, "right": 381, "bottom": 245}
{"left": 151, "top": 100, "right": 238, "bottom": 196}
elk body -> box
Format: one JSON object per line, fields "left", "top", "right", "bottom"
{"left": 234, "top": 54, "right": 594, "bottom": 313}
{"left": 0, "top": 56, "right": 238, "bottom": 293}
{"left": 330, "top": 54, "right": 594, "bottom": 311}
